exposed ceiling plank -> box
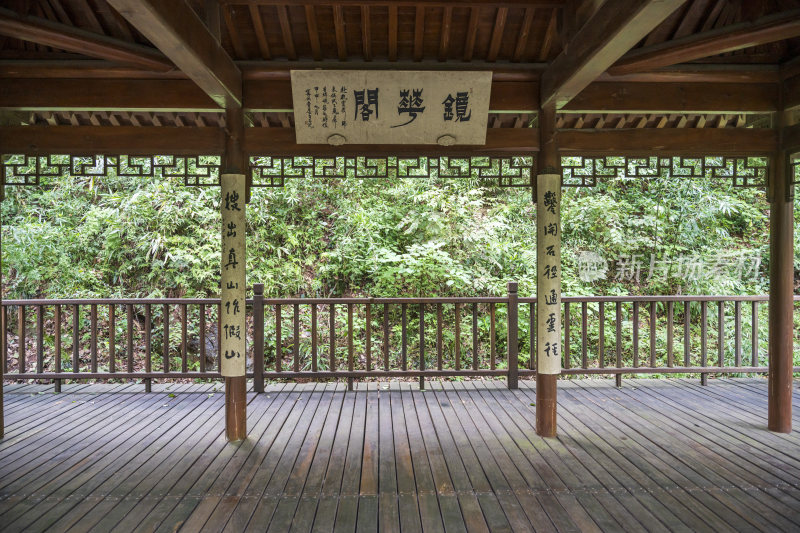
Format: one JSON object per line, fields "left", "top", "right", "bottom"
{"left": 438, "top": 6, "right": 452, "bottom": 61}
{"left": 413, "top": 7, "right": 425, "bottom": 61}
{"left": 0, "top": 7, "right": 171, "bottom": 71}
{"left": 305, "top": 5, "right": 322, "bottom": 60}
{"left": 106, "top": 0, "right": 242, "bottom": 108}
{"left": 361, "top": 6, "right": 372, "bottom": 61}
{"left": 540, "top": 0, "right": 685, "bottom": 109}
{"left": 388, "top": 5, "right": 397, "bottom": 60}
{"left": 276, "top": 6, "right": 297, "bottom": 60}
{"left": 333, "top": 6, "right": 347, "bottom": 60}
{"left": 512, "top": 8, "right": 534, "bottom": 62}
{"left": 612, "top": 9, "right": 800, "bottom": 75}
{"left": 487, "top": 7, "right": 508, "bottom": 62}
{"left": 249, "top": 5, "right": 271, "bottom": 59}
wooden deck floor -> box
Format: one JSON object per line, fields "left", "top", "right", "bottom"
{"left": 1, "top": 378, "right": 799, "bottom": 533}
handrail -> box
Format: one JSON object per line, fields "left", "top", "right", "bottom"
{"left": 1, "top": 287, "right": 798, "bottom": 392}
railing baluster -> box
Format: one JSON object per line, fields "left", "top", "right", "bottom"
{"left": 145, "top": 304, "right": 152, "bottom": 392}
{"left": 632, "top": 302, "right": 639, "bottom": 368}
{"left": 454, "top": 303, "right": 461, "bottom": 371}
{"left": 275, "top": 304, "right": 282, "bottom": 372}
{"left": 718, "top": 301, "right": 724, "bottom": 368}
{"left": 436, "top": 303, "right": 443, "bottom": 371}
{"left": 667, "top": 301, "right": 674, "bottom": 368}
{"left": 401, "top": 303, "right": 407, "bottom": 371}
{"left": 701, "top": 301, "right": 708, "bottom": 385}
{"left": 564, "top": 302, "right": 570, "bottom": 369}
{"left": 199, "top": 304, "right": 206, "bottom": 374}
{"left": 2, "top": 306, "right": 7, "bottom": 375}
{"left": 54, "top": 305, "right": 61, "bottom": 392}
{"left": 36, "top": 305, "right": 44, "bottom": 374}
{"left": 162, "top": 304, "right": 169, "bottom": 374}
{"left": 180, "top": 303, "right": 188, "bottom": 374}
{"left": 330, "top": 303, "right": 336, "bottom": 371}
{"left": 615, "top": 302, "right": 622, "bottom": 387}
{"left": 365, "top": 303, "right": 371, "bottom": 371}
{"left": 529, "top": 302, "right": 534, "bottom": 370}
{"left": 347, "top": 303, "right": 354, "bottom": 391}
{"left": 253, "top": 284, "right": 264, "bottom": 392}
{"left": 490, "top": 303, "right": 496, "bottom": 371}
{"left": 751, "top": 301, "right": 759, "bottom": 367}
{"left": 734, "top": 300, "right": 742, "bottom": 367}
{"left": 581, "top": 301, "right": 588, "bottom": 369}
{"left": 683, "top": 301, "right": 690, "bottom": 367}
{"left": 507, "top": 282, "right": 518, "bottom": 389}
{"left": 472, "top": 302, "right": 478, "bottom": 371}
{"left": 649, "top": 301, "right": 656, "bottom": 367}
{"left": 383, "top": 303, "right": 389, "bottom": 371}
{"left": 419, "top": 303, "right": 425, "bottom": 389}
{"left": 18, "top": 305, "right": 25, "bottom": 375}
{"left": 90, "top": 304, "right": 98, "bottom": 373}
{"left": 598, "top": 302, "right": 604, "bottom": 369}
{"left": 109, "top": 305, "right": 116, "bottom": 374}
{"left": 293, "top": 303, "right": 300, "bottom": 373}
{"left": 72, "top": 304, "right": 79, "bottom": 376}
{"left": 311, "top": 303, "right": 318, "bottom": 373}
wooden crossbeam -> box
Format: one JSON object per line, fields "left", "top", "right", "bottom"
{"left": 540, "top": 0, "right": 685, "bottom": 109}
{"left": 0, "top": 125, "right": 776, "bottom": 157}
{"left": 2, "top": 76, "right": 780, "bottom": 115}
{"left": 0, "top": 7, "right": 171, "bottom": 72}
{"left": 612, "top": 9, "right": 800, "bottom": 75}
{"left": 106, "top": 0, "right": 242, "bottom": 109}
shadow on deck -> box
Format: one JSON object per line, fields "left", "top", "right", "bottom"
{"left": 1, "top": 378, "right": 799, "bottom": 532}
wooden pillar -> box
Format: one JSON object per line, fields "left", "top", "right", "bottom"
{"left": 768, "top": 101, "right": 794, "bottom": 434}
{"left": 223, "top": 103, "right": 247, "bottom": 442}
{"left": 536, "top": 102, "right": 560, "bottom": 438}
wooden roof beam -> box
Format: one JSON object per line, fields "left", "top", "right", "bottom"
{"left": 612, "top": 9, "right": 800, "bottom": 75}
{"left": 0, "top": 7, "right": 171, "bottom": 72}
{"left": 540, "top": 0, "right": 685, "bottom": 109}
{"left": 106, "top": 0, "right": 242, "bottom": 109}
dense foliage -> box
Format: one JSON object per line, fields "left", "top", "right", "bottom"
{"left": 2, "top": 168, "right": 793, "bottom": 300}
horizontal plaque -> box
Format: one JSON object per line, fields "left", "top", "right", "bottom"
{"left": 291, "top": 70, "right": 491, "bottom": 145}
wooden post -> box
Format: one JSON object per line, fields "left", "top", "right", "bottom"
{"left": 768, "top": 99, "right": 794, "bottom": 433}
{"left": 223, "top": 103, "right": 247, "bottom": 442}
{"left": 507, "top": 282, "right": 519, "bottom": 389}
{"left": 252, "top": 283, "right": 265, "bottom": 393}
{"left": 536, "top": 102, "right": 560, "bottom": 438}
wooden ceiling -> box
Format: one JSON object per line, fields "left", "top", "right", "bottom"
{"left": 0, "top": 0, "right": 798, "bottom": 157}
{"left": 2, "top": 0, "right": 798, "bottom": 65}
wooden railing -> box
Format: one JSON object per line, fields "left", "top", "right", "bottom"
{"left": 2, "top": 283, "right": 799, "bottom": 391}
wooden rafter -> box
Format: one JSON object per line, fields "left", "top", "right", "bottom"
{"left": 540, "top": 0, "right": 685, "bottom": 109}
{"left": 305, "top": 6, "right": 322, "bottom": 60}
{"left": 612, "top": 9, "right": 800, "bottom": 75}
{"left": 276, "top": 6, "right": 297, "bottom": 60}
{"left": 361, "top": 6, "right": 372, "bottom": 61}
{"left": 487, "top": 7, "right": 508, "bottom": 62}
{"left": 512, "top": 8, "right": 534, "bottom": 62}
{"left": 333, "top": 6, "right": 347, "bottom": 60}
{"left": 248, "top": 5, "right": 271, "bottom": 59}
{"left": 438, "top": 6, "right": 452, "bottom": 61}
{"left": 0, "top": 7, "right": 171, "bottom": 71}
{"left": 106, "top": 0, "right": 242, "bottom": 108}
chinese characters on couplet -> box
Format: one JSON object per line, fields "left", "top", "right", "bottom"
{"left": 537, "top": 174, "right": 562, "bottom": 375}
{"left": 221, "top": 174, "right": 246, "bottom": 377}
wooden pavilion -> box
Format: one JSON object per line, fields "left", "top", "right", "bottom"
{"left": 0, "top": 0, "right": 799, "bottom": 530}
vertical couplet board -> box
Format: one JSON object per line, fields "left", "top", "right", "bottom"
{"left": 221, "top": 174, "right": 246, "bottom": 377}
{"left": 537, "top": 174, "right": 562, "bottom": 375}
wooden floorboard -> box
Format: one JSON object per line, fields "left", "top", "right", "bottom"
{"left": 1, "top": 378, "right": 799, "bottom": 532}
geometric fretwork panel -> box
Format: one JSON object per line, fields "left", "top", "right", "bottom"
{"left": 792, "top": 155, "right": 799, "bottom": 186}
{"left": 562, "top": 156, "right": 769, "bottom": 188}
{"left": 250, "top": 155, "right": 536, "bottom": 188}
{"left": 1, "top": 155, "right": 222, "bottom": 187}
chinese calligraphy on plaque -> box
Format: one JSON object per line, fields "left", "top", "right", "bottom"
{"left": 537, "top": 173, "right": 562, "bottom": 375}
{"left": 291, "top": 70, "right": 491, "bottom": 145}
{"left": 221, "top": 174, "right": 246, "bottom": 377}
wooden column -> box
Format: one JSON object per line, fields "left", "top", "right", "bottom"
{"left": 536, "top": 102, "right": 560, "bottom": 438}
{"left": 768, "top": 100, "right": 794, "bottom": 434}
{"left": 223, "top": 103, "right": 247, "bottom": 442}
